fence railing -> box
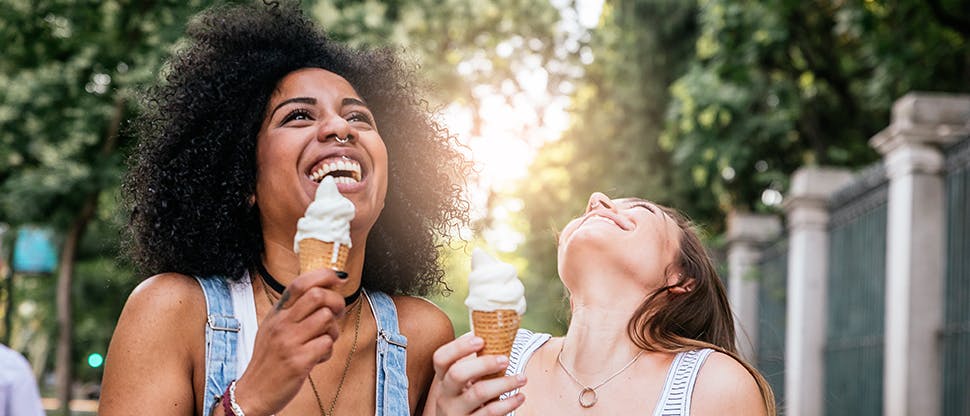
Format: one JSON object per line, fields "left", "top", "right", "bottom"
{"left": 943, "top": 138, "right": 970, "bottom": 416}
{"left": 756, "top": 238, "right": 787, "bottom": 407}
{"left": 731, "top": 94, "right": 969, "bottom": 416}
{"left": 824, "top": 164, "right": 888, "bottom": 416}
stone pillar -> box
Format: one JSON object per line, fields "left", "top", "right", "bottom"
{"left": 870, "top": 92, "right": 970, "bottom": 416}
{"left": 726, "top": 212, "right": 782, "bottom": 362}
{"left": 783, "top": 167, "right": 853, "bottom": 416}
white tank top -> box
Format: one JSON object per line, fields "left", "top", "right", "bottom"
{"left": 227, "top": 272, "right": 259, "bottom": 378}
{"left": 502, "top": 329, "right": 713, "bottom": 415}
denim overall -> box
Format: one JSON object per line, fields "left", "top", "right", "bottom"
{"left": 195, "top": 276, "right": 410, "bottom": 416}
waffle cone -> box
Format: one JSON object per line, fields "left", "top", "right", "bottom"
{"left": 472, "top": 309, "right": 521, "bottom": 379}
{"left": 299, "top": 239, "right": 350, "bottom": 274}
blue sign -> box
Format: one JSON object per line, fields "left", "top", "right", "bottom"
{"left": 13, "top": 227, "right": 57, "bottom": 274}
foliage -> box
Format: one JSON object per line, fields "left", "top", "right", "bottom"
{"left": 663, "top": 0, "right": 970, "bottom": 217}
{"left": 514, "top": 0, "right": 700, "bottom": 335}
{"left": 309, "top": 0, "right": 589, "bottom": 335}
{"left": 0, "top": 0, "right": 228, "bottom": 398}
{"left": 1, "top": 0, "right": 583, "bottom": 381}
{"left": 313, "top": 0, "right": 579, "bottom": 138}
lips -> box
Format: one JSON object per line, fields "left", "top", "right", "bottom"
{"left": 582, "top": 211, "right": 633, "bottom": 231}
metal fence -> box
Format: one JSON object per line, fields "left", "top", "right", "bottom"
{"left": 943, "top": 138, "right": 970, "bottom": 416}
{"left": 824, "top": 164, "right": 888, "bottom": 416}
{"left": 756, "top": 238, "right": 787, "bottom": 407}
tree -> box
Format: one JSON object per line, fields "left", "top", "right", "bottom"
{"left": 2, "top": 0, "right": 584, "bottom": 405}
{"left": 515, "top": 0, "right": 701, "bottom": 333}
{"left": 663, "top": 0, "right": 970, "bottom": 221}
{"left": 308, "top": 0, "right": 590, "bottom": 333}
{"left": 0, "top": 1, "right": 222, "bottom": 413}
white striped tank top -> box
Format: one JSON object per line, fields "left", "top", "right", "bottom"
{"left": 501, "top": 329, "right": 713, "bottom": 416}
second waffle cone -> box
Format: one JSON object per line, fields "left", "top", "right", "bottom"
{"left": 472, "top": 309, "right": 520, "bottom": 379}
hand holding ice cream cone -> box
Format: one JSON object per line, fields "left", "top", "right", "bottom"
{"left": 294, "top": 176, "right": 355, "bottom": 274}
{"left": 465, "top": 248, "right": 526, "bottom": 378}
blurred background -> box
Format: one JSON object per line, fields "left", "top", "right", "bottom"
{"left": 1, "top": 0, "right": 968, "bottom": 414}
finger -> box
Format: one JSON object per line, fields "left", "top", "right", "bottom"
{"left": 471, "top": 393, "right": 525, "bottom": 416}
{"left": 432, "top": 334, "right": 484, "bottom": 379}
{"left": 286, "top": 286, "right": 346, "bottom": 322}
{"left": 292, "top": 304, "right": 341, "bottom": 344}
{"left": 305, "top": 334, "right": 336, "bottom": 364}
{"left": 441, "top": 355, "right": 509, "bottom": 398}
{"left": 279, "top": 268, "right": 346, "bottom": 309}
{"left": 460, "top": 375, "right": 527, "bottom": 412}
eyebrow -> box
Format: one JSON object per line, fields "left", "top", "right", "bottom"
{"left": 270, "top": 97, "right": 371, "bottom": 118}
{"left": 342, "top": 97, "right": 368, "bottom": 108}
{"left": 271, "top": 97, "right": 316, "bottom": 117}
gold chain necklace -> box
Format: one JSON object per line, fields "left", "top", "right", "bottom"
{"left": 260, "top": 276, "right": 364, "bottom": 416}
{"left": 556, "top": 343, "right": 644, "bottom": 408}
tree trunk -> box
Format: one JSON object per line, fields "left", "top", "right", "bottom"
{"left": 54, "top": 195, "right": 96, "bottom": 416}
{"left": 54, "top": 94, "right": 126, "bottom": 416}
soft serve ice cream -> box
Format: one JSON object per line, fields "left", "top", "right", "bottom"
{"left": 466, "top": 248, "right": 525, "bottom": 372}
{"left": 465, "top": 248, "right": 527, "bottom": 315}
{"left": 294, "top": 176, "right": 355, "bottom": 272}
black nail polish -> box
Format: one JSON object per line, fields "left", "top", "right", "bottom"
{"left": 336, "top": 271, "right": 348, "bottom": 279}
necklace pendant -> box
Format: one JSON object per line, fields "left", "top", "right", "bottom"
{"left": 578, "top": 387, "right": 597, "bottom": 408}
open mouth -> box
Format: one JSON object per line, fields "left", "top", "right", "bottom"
{"left": 309, "top": 156, "right": 362, "bottom": 185}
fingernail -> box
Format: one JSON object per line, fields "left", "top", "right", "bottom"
{"left": 469, "top": 337, "right": 484, "bottom": 347}
{"left": 516, "top": 374, "right": 527, "bottom": 383}
{"left": 495, "top": 356, "right": 508, "bottom": 365}
{"left": 336, "top": 271, "right": 348, "bottom": 279}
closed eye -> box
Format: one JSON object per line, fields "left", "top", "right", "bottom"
{"left": 629, "top": 202, "right": 656, "bottom": 214}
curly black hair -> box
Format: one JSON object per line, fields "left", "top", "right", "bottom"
{"left": 123, "top": 1, "right": 469, "bottom": 296}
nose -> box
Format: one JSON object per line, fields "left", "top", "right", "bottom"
{"left": 587, "top": 192, "right": 614, "bottom": 212}
{"left": 317, "top": 115, "right": 355, "bottom": 144}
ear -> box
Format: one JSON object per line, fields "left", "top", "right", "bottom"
{"left": 665, "top": 273, "right": 695, "bottom": 294}
{"left": 248, "top": 194, "right": 257, "bottom": 207}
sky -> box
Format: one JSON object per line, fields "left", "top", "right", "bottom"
{"left": 444, "top": 0, "right": 604, "bottom": 251}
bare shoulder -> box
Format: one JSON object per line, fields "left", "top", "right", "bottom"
{"left": 392, "top": 296, "right": 456, "bottom": 413}
{"left": 690, "top": 351, "right": 768, "bottom": 416}
{"left": 100, "top": 273, "right": 206, "bottom": 415}
{"left": 392, "top": 295, "right": 456, "bottom": 350}
{"left": 116, "top": 273, "right": 207, "bottom": 337}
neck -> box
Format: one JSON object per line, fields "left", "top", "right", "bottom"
{"left": 261, "top": 236, "right": 367, "bottom": 298}
{"left": 560, "top": 296, "right": 642, "bottom": 376}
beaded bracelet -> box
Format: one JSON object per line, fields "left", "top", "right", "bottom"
{"left": 221, "top": 380, "right": 246, "bottom": 416}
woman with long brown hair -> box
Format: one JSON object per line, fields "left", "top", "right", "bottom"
{"left": 427, "top": 192, "right": 775, "bottom": 415}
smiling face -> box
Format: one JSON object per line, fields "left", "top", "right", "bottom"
{"left": 558, "top": 192, "right": 684, "bottom": 295}
{"left": 255, "top": 68, "right": 388, "bottom": 247}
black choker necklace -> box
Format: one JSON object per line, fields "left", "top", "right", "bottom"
{"left": 255, "top": 262, "right": 363, "bottom": 306}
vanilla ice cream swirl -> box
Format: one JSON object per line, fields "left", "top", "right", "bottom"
{"left": 465, "top": 248, "right": 527, "bottom": 315}
{"left": 294, "top": 176, "right": 355, "bottom": 251}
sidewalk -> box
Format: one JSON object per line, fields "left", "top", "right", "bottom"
{"left": 41, "top": 398, "right": 98, "bottom": 415}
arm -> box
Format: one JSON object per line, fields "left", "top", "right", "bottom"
{"left": 99, "top": 274, "right": 203, "bottom": 415}
{"left": 101, "top": 269, "right": 349, "bottom": 416}
{"left": 394, "top": 296, "right": 456, "bottom": 414}
{"left": 423, "top": 333, "right": 526, "bottom": 416}
{"left": 690, "top": 352, "right": 769, "bottom": 416}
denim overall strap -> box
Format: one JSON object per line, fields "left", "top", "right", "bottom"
{"left": 366, "top": 290, "right": 410, "bottom": 415}
{"left": 195, "top": 276, "right": 241, "bottom": 416}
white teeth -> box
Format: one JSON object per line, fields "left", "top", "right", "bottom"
{"left": 310, "top": 158, "right": 362, "bottom": 183}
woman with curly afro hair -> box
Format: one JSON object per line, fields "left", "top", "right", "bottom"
{"left": 101, "top": 2, "right": 469, "bottom": 415}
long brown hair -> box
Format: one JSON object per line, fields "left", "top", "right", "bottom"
{"left": 626, "top": 203, "right": 777, "bottom": 415}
